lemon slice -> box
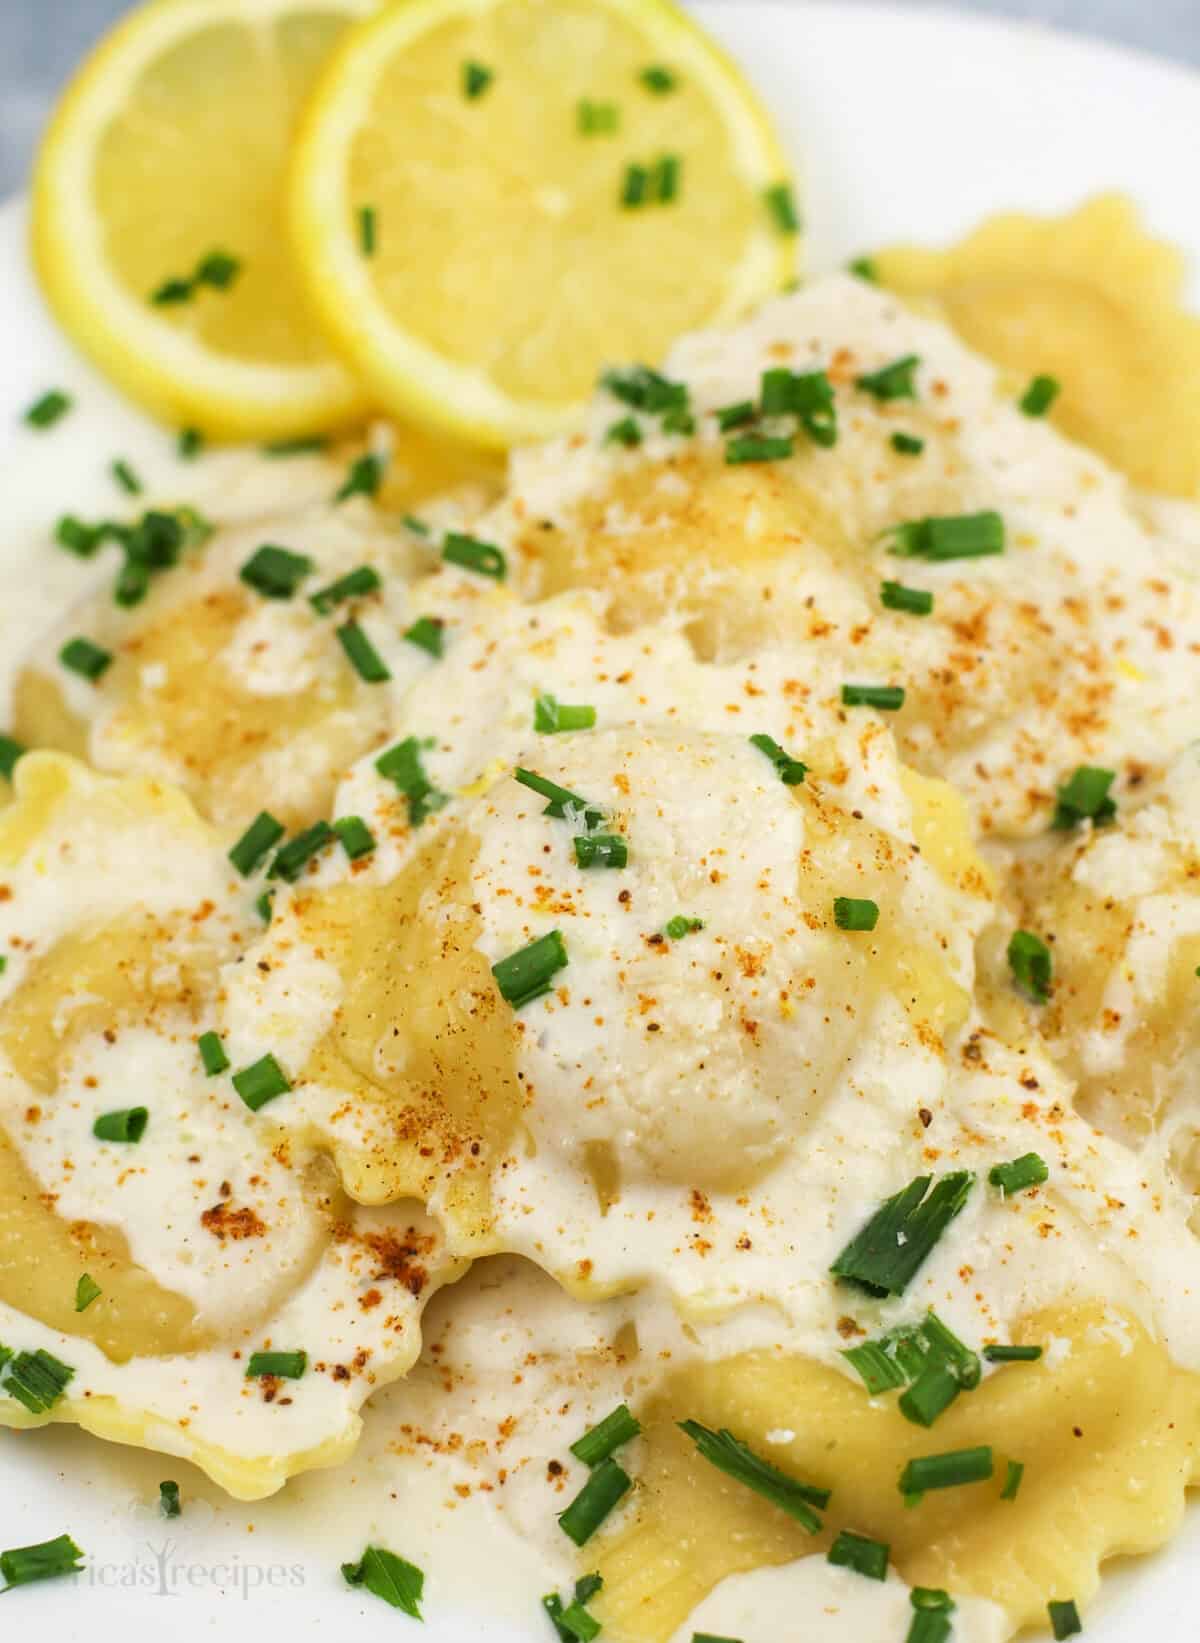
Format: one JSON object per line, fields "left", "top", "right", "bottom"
{"left": 289, "top": 0, "right": 797, "bottom": 447}
{"left": 31, "top": 0, "right": 378, "bottom": 441}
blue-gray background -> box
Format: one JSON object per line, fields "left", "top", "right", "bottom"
{"left": 2, "top": 0, "right": 1198, "bottom": 199}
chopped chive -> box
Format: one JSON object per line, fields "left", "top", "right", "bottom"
{"left": 749, "top": 732, "right": 808, "bottom": 786}
{"left": 606, "top": 414, "right": 642, "bottom": 447}
{"left": 335, "top": 452, "right": 384, "bottom": 504}
{"left": 621, "top": 163, "right": 649, "bottom": 208}
{"left": 403, "top": 513, "right": 430, "bottom": 536}
{"left": 558, "top": 1457, "right": 631, "bottom": 1546}
{"left": 1007, "top": 930, "right": 1052, "bottom": 1003}
{"left": 881, "top": 579, "right": 933, "bottom": 615}
{"left": 535, "top": 694, "right": 597, "bottom": 734}
{"left": 308, "top": 564, "right": 382, "bottom": 615}
{"left": 557, "top": 1600, "right": 601, "bottom": 1641}
{"left": 984, "top": 1344, "right": 1043, "bottom": 1363}
{"left": 639, "top": 64, "right": 677, "bottom": 93}
{"left": 889, "top": 510, "right": 1005, "bottom": 561}
{"left": 716, "top": 400, "right": 756, "bottom": 431}
{"left": 726, "top": 433, "right": 793, "bottom": 464}
{"left": 841, "top": 683, "right": 905, "bottom": 711}
{"left": 679, "top": 1421, "right": 828, "bottom": 1531}
{"left": 336, "top": 618, "right": 391, "bottom": 684}
{"left": 831, "top": 1171, "right": 974, "bottom": 1297}
{"left": 177, "top": 427, "right": 204, "bottom": 460}
{"left": 514, "top": 766, "right": 599, "bottom": 825}
{"left": 159, "top": 1481, "right": 181, "bottom": 1518}
{"left": 833, "top": 897, "right": 879, "bottom": 932}
{"left": 404, "top": 616, "right": 446, "bottom": 658}
{"left": 843, "top": 1311, "right": 979, "bottom": 1397}
{"left": 912, "top": 1589, "right": 955, "bottom": 1611}
{"left": 263, "top": 435, "right": 327, "bottom": 457}
{"left": 570, "top": 1404, "right": 642, "bottom": 1466}
{"left": 1020, "top": 374, "right": 1061, "bottom": 417}
{"left": 255, "top": 890, "right": 275, "bottom": 923}
{"left": 906, "top": 1611, "right": 953, "bottom": 1643}
{"left": 841, "top": 1339, "right": 909, "bottom": 1395}
{"left": 662, "top": 406, "right": 695, "bottom": 435}
{"left": 574, "top": 833, "right": 627, "bottom": 869}
{"left": 492, "top": 930, "right": 568, "bottom": 1009}
{"left": 114, "top": 557, "right": 150, "bottom": 608}
{"left": 758, "top": 366, "right": 837, "bottom": 445}
{"left": 0, "top": 958, "right": 6, "bottom": 975}
{"left": 198, "top": 1031, "right": 230, "bottom": 1076}
{"left": 898, "top": 1363, "right": 962, "bottom": 1427}
{"left": 1, "top": 1349, "right": 75, "bottom": 1413}
{"left": 341, "top": 1546, "right": 424, "bottom": 1618}
{"left": 653, "top": 153, "right": 681, "bottom": 204}
{"left": 239, "top": 543, "right": 313, "bottom": 599}
{"left": 849, "top": 255, "right": 878, "bottom": 282}
{"left": 1048, "top": 1599, "right": 1082, "bottom": 1639}
{"left": 246, "top": 1350, "right": 306, "bottom": 1379}
{"left": 375, "top": 737, "right": 448, "bottom": 827}
{"left": 0, "top": 734, "right": 25, "bottom": 781}
{"left": 857, "top": 354, "right": 920, "bottom": 402}
{"left": 195, "top": 249, "right": 241, "bottom": 290}
{"left": 1001, "top": 1459, "right": 1025, "bottom": 1500}
{"left": 578, "top": 98, "right": 619, "bottom": 135}
{"left": 92, "top": 1107, "right": 148, "bottom": 1143}
{"left": 443, "top": 530, "right": 506, "bottom": 580}
{"left": 463, "top": 59, "right": 493, "bottom": 99}
{"left": 232, "top": 1054, "right": 291, "bottom": 1112}
{"left": 74, "top": 1274, "right": 101, "bottom": 1313}
{"left": 55, "top": 515, "right": 108, "bottom": 557}
{"left": 270, "top": 820, "right": 335, "bottom": 882}
{"left": 59, "top": 637, "right": 113, "bottom": 681}
{"left": 827, "top": 1528, "right": 888, "bottom": 1581}
{"left": 151, "top": 275, "right": 193, "bottom": 305}
{"left": 899, "top": 1446, "right": 993, "bottom": 1497}
{"left": 891, "top": 431, "right": 925, "bottom": 456}
{"left": 602, "top": 366, "right": 688, "bottom": 415}
{"left": 333, "top": 816, "right": 377, "bottom": 861}
{"left": 358, "top": 205, "right": 377, "bottom": 256}
{"left": 988, "top": 1152, "right": 1048, "bottom": 1195}
{"left": 574, "top": 1575, "right": 603, "bottom": 1605}
{"left": 0, "top": 1534, "right": 84, "bottom": 1588}
{"left": 692, "top": 1636, "right": 744, "bottom": 1643}
{"left": 24, "top": 390, "right": 72, "bottom": 429}
{"left": 111, "top": 458, "right": 142, "bottom": 496}
{"left": 1052, "top": 765, "right": 1116, "bottom": 830}
{"left": 764, "top": 182, "right": 800, "bottom": 235}
{"left": 229, "top": 811, "right": 286, "bottom": 876}
{"left": 665, "top": 915, "right": 703, "bottom": 940}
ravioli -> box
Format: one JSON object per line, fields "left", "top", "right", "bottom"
{"left": 0, "top": 754, "right": 464, "bottom": 1496}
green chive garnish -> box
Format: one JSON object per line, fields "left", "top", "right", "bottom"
{"left": 759, "top": 366, "right": 837, "bottom": 445}
{"left": 888, "top": 510, "right": 1005, "bottom": 561}
{"left": 984, "top": 1344, "right": 1043, "bottom": 1363}
{"left": 621, "top": 163, "right": 649, "bottom": 208}
{"left": 198, "top": 1031, "right": 230, "bottom": 1076}
{"left": 716, "top": 400, "right": 756, "bottom": 431}
{"left": 843, "top": 1311, "right": 979, "bottom": 1396}
{"left": 678, "top": 1421, "right": 828, "bottom": 1532}
{"left": 308, "top": 564, "right": 382, "bottom": 615}
{"left": 606, "top": 414, "right": 642, "bottom": 447}
{"left": 333, "top": 816, "right": 377, "bottom": 861}
{"left": 764, "top": 182, "right": 800, "bottom": 235}
{"left": 59, "top": 637, "right": 113, "bottom": 681}
{"left": 891, "top": 432, "right": 925, "bottom": 456}
{"left": 546, "top": 1594, "right": 601, "bottom": 1642}
{"left": 337, "top": 618, "right": 391, "bottom": 683}
{"left": 74, "top": 1274, "right": 102, "bottom": 1313}
{"left": 574, "top": 833, "right": 627, "bottom": 869}
{"left": 827, "top": 1529, "right": 888, "bottom": 1581}
{"left": 25, "top": 390, "right": 72, "bottom": 430}
{"left": 664, "top": 915, "right": 703, "bottom": 940}
{"left": 264, "top": 435, "right": 327, "bottom": 457}
{"left": 1007, "top": 930, "right": 1052, "bottom": 1003}
{"left": 602, "top": 366, "right": 688, "bottom": 415}
{"left": 229, "top": 810, "right": 285, "bottom": 876}
{"left": 989, "top": 1152, "right": 1048, "bottom": 1195}
{"left": 159, "top": 1480, "right": 181, "bottom": 1518}
{"left": 341, "top": 1546, "right": 424, "bottom": 1618}
{"left": 0, "top": 734, "right": 26, "bottom": 782}
{"left": 1020, "top": 375, "right": 1061, "bottom": 417}
{"left": 443, "top": 531, "right": 506, "bottom": 580}
{"left": 748, "top": 732, "right": 807, "bottom": 785}
{"left": 111, "top": 459, "right": 142, "bottom": 496}
{"left": 358, "top": 205, "right": 378, "bottom": 256}
{"left": 152, "top": 276, "right": 192, "bottom": 305}
{"left": 653, "top": 153, "right": 681, "bottom": 204}
{"left": 639, "top": 64, "right": 676, "bottom": 93}
{"left": 239, "top": 543, "right": 313, "bottom": 599}
{"left": 857, "top": 354, "right": 920, "bottom": 401}
{"left": 270, "top": 820, "right": 335, "bottom": 882}
{"left": 899, "top": 1445, "right": 993, "bottom": 1497}
{"left": 514, "top": 766, "right": 599, "bottom": 825}
{"left": 833, "top": 897, "right": 879, "bottom": 932}
{"left": 726, "top": 434, "right": 793, "bottom": 464}
{"left": 1, "top": 1349, "right": 75, "bottom": 1413}
{"left": 912, "top": 1589, "right": 955, "bottom": 1611}
{"left": 256, "top": 889, "right": 275, "bottom": 923}
{"left": 570, "top": 1404, "right": 642, "bottom": 1466}
{"left": 848, "top": 256, "right": 878, "bottom": 282}
{"left": 492, "top": 930, "right": 568, "bottom": 1009}
{"left": 1052, "top": 765, "right": 1116, "bottom": 830}
{"left": 881, "top": 579, "right": 933, "bottom": 615}
{"left": 558, "top": 1458, "right": 632, "bottom": 1546}
{"left": 375, "top": 737, "right": 447, "bottom": 827}
{"left": 898, "top": 1363, "right": 962, "bottom": 1428}
{"left": 55, "top": 514, "right": 107, "bottom": 557}
{"left": 246, "top": 1350, "right": 306, "bottom": 1379}
{"left": 232, "top": 1054, "right": 291, "bottom": 1112}
{"left": 1048, "top": 1599, "right": 1082, "bottom": 1639}
{"left": 841, "top": 683, "right": 905, "bottom": 710}
{"left": 1001, "top": 1459, "right": 1025, "bottom": 1500}
{"left": 463, "top": 59, "right": 493, "bottom": 99}
{"left": 403, "top": 616, "right": 446, "bottom": 658}
{"left": 93, "top": 1107, "right": 148, "bottom": 1143}
{"left": 578, "top": 99, "right": 619, "bottom": 135}
{"left": 196, "top": 249, "right": 241, "bottom": 289}
{"left": 831, "top": 1171, "right": 974, "bottom": 1297}
{"left": 0, "top": 1534, "right": 84, "bottom": 1588}
{"left": 535, "top": 694, "right": 598, "bottom": 734}
{"left": 177, "top": 427, "right": 204, "bottom": 460}
{"left": 335, "top": 452, "right": 384, "bottom": 504}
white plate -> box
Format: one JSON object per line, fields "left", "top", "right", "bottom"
{"left": 1, "top": 4, "right": 1199, "bottom": 1637}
